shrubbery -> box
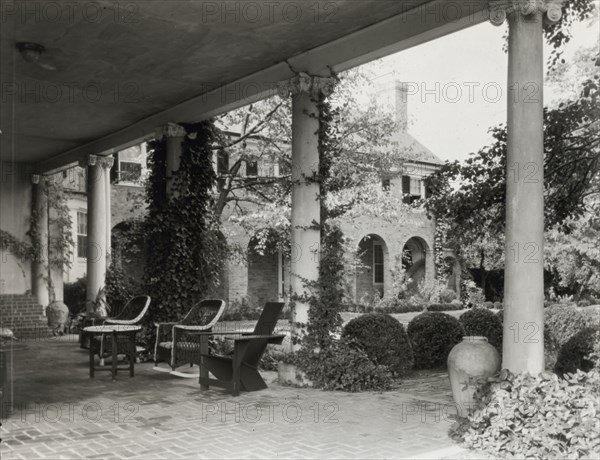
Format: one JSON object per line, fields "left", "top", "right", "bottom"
{"left": 544, "top": 305, "right": 591, "bottom": 369}
{"left": 407, "top": 312, "right": 464, "bottom": 369}
{"left": 453, "top": 369, "right": 600, "bottom": 459}
{"left": 459, "top": 308, "right": 503, "bottom": 351}
{"left": 64, "top": 277, "right": 87, "bottom": 315}
{"left": 342, "top": 313, "right": 413, "bottom": 376}
{"left": 555, "top": 327, "right": 599, "bottom": 376}
{"left": 426, "top": 303, "right": 464, "bottom": 312}
{"left": 294, "top": 338, "right": 393, "bottom": 392}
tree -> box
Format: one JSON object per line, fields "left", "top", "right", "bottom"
{"left": 215, "top": 65, "right": 420, "bottom": 254}
{"left": 425, "top": 45, "right": 599, "bottom": 297}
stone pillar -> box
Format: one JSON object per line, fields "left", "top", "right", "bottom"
{"left": 85, "top": 155, "right": 111, "bottom": 313}
{"left": 278, "top": 73, "right": 335, "bottom": 323}
{"left": 31, "top": 175, "right": 49, "bottom": 308}
{"left": 160, "top": 123, "right": 186, "bottom": 197}
{"left": 489, "top": 0, "right": 563, "bottom": 373}
{"left": 103, "top": 156, "right": 114, "bottom": 266}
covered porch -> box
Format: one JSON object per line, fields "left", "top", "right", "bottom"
{"left": 2, "top": 0, "right": 558, "bottom": 395}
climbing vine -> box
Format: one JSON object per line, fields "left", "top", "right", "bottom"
{"left": 293, "top": 81, "right": 348, "bottom": 350}
{"left": 143, "top": 121, "right": 228, "bottom": 323}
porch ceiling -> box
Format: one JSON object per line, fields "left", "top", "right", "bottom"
{"left": 0, "top": 0, "right": 488, "bottom": 171}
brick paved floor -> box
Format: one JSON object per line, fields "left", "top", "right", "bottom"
{"left": 1, "top": 336, "right": 464, "bottom": 459}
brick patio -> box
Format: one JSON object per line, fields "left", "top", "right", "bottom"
{"left": 1, "top": 336, "right": 467, "bottom": 459}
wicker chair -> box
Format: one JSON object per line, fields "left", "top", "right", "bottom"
{"left": 153, "top": 299, "right": 226, "bottom": 372}
{"left": 93, "top": 296, "right": 151, "bottom": 361}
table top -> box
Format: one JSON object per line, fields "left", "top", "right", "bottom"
{"left": 83, "top": 325, "right": 141, "bottom": 333}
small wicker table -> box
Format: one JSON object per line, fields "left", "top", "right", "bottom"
{"left": 83, "top": 325, "right": 141, "bottom": 381}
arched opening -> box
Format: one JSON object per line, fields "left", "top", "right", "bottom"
{"left": 402, "top": 236, "right": 429, "bottom": 293}
{"left": 355, "top": 234, "right": 388, "bottom": 302}
{"left": 247, "top": 231, "right": 285, "bottom": 306}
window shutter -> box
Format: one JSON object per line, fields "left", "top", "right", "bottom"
{"left": 402, "top": 175, "right": 411, "bottom": 204}
{"left": 246, "top": 160, "right": 258, "bottom": 176}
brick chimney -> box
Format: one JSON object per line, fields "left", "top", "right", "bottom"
{"left": 374, "top": 77, "right": 408, "bottom": 132}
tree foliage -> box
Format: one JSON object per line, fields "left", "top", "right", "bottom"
{"left": 425, "top": 48, "right": 599, "bottom": 295}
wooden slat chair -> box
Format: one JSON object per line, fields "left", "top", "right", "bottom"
{"left": 197, "top": 302, "right": 285, "bottom": 396}
{"left": 93, "top": 296, "right": 151, "bottom": 362}
{"left": 153, "top": 299, "right": 226, "bottom": 375}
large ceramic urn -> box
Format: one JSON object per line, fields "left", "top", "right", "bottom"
{"left": 447, "top": 336, "right": 501, "bottom": 417}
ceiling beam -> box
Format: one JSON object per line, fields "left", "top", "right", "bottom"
{"left": 38, "top": 0, "right": 489, "bottom": 173}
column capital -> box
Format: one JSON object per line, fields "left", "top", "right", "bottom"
{"left": 83, "top": 154, "right": 114, "bottom": 169}
{"left": 277, "top": 72, "right": 336, "bottom": 99}
{"left": 155, "top": 122, "right": 186, "bottom": 139}
{"left": 488, "top": 0, "right": 563, "bottom": 26}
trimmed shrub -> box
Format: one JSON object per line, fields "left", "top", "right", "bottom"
{"left": 64, "top": 277, "right": 87, "bottom": 315}
{"left": 294, "top": 338, "right": 393, "bottom": 392}
{"left": 555, "top": 327, "right": 599, "bottom": 376}
{"left": 545, "top": 304, "right": 590, "bottom": 350}
{"left": 453, "top": 369, "right": 600, "bottom": 459}
{"left": 427, "top": 303, "right": 464, "bottom": 312}
{"left": 482, "top": 301, "right": 494, "bottom": 309}
{"left": 459, "top": 308, "right": 503, "bottom": 351}
{"left": 493, "top": 301, "right": 503, "bottom": 310}
{"left": 407, "top": 312, "right": 464, "bottom": 369}
{"left": 343, "top": 313, "right": 413, "bottom": 376}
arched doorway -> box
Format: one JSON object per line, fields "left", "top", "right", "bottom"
{"left": 247, "top": 232, "right": 286, "bottom": 306}
{"left": 355, "top": 234, "right": 388, "bottom": 302}
{"left": 402, "top": 236, "right": 429, "bottom": 293}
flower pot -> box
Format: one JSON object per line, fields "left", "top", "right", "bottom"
{"left": 447, "top": 336, "right": 500, "bottom": 417}
{"left": 46, "top": 301, "right": 69, "bottom": 336}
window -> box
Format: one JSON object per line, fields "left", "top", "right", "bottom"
{"left": 246, "top": 160, "right": 258, "bottom": 177}
{"left": 77, "top": 211, "right": 87, "bottom": 258}
{"left": 410, "top": 178, "right": 422, "bottom": 197}
{"left": 373, "top": 241, "right": 384, "bottom": 284}
{"left": 120, "top": 161, "right": 142, "bottom": 182}
{"left": 402, "top": 175, "right": 422, "bottom": 204}
{"left": 260, "top": 160, "right": 277, "bottom": 177}
{"left": 382, "top": 178, "right": 391, "bottom": 191}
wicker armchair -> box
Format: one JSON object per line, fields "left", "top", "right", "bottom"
{"left": 93, "top": 296, "right": 151, "bottom": 361}
{"left": 153, "top": 299, "right": 226, "bottom": 372}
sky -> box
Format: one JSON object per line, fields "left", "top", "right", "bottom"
{"left": 363, "top": 12, "right": 600, "bottom": 163}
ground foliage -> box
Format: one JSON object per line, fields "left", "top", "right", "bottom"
{"left": 451, "top": 369, "right": 600, "bottom": 460}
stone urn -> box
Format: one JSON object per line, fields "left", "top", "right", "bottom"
{"left": 447, "top": 336, "right": 501, "bottom": 417}
{"left": 46, "top": 301, "right": 69, "bottom": 336}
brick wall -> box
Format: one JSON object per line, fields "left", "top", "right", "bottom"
{"left": 0, "top": 294, "right": 50, "bottom": 339}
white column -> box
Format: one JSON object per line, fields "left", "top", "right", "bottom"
{"left": 489, "top": 0, "right": 563, "bottom": 373}
{"left": 85, "top": 155, "right": 110, "bottom": 312}
{"left": 159, "top": 122, "right": 186, "bottom": 197}
{"left": 103, "top": 156, "right": 114, "bottom": 266}
{"left": 31, "top": 174, "right": 49, "bottom": 308}
{"left": 278, "top": 73, "right": 335, "bottom": 323}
